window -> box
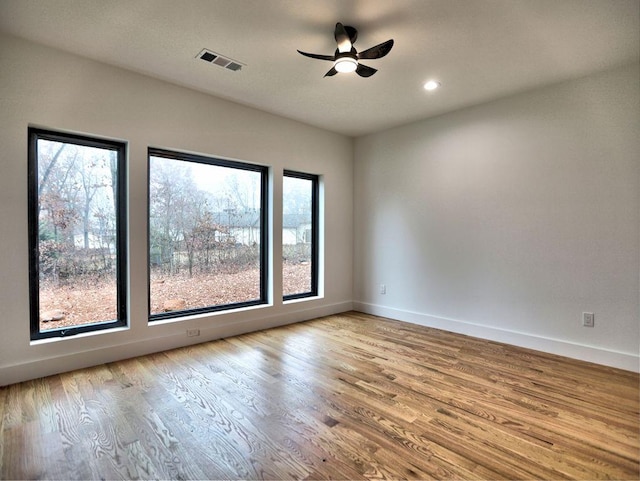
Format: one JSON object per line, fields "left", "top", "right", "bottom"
{"left": 28, "top": 128, "right": 127, "bottom": 339}
{"left": 148, "top": 149, "right": 267, "bottom": 319}
{"left": 283, "top": 170, "right": 319, "bottom": 299}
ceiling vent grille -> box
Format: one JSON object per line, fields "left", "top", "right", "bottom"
{"left": 197, "top": 49, "right": 243, "bottom": 71}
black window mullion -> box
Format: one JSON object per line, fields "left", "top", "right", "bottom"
{"left": 115, "top": 142, "right": 128, "bottom": 325}
{"left": 260, "top": 166, "right": 269, "bottom": 303}
{"left": 310, "top": 174, "right": 319, "bottom": 296}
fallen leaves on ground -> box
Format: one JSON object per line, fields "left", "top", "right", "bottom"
{"left": 39, "top": 263, "right": 312, "bottom": 331}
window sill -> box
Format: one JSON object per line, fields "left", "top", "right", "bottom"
{"left": 283, "top": 295, "right": 324, "bottom": 306}
{"left": 148, "top": 301, "right": 273, "bottom": 326}
{"left": 30, "top": 325, "right": 130, "bottom": 346}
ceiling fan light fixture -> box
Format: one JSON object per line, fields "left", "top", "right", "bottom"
{"left": 423, "top": 80, "right": 441, "bottom": 91}
{"left": 334, "top": 56, "right": 358, "bottom": 73}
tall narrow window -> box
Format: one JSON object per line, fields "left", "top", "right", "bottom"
{"left": 283, "top": 170, "right": 319, "bottom": 299}
{"left": 148, "top": 149, "right": 267, "bottom": 319}
{"left": 28, "top": 128, "right": 127, "bottom": 339}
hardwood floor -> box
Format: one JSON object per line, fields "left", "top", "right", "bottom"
{"left": 1, "top": 311, "right": 638, "bottom": 480}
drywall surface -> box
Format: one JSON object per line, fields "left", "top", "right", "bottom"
{"left": 354, "top": 63, "right": 640, "bottom": 371}
{"left": 0, "top": 34, "right": 353, "bottom": 385}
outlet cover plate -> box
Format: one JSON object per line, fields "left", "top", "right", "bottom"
{"left": 582, "top": 312, "right": 595, "bottom": 328}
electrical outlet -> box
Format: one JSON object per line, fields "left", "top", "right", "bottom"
{"left": 187, "top": 328, "right": 200, "bottom": 337}
{"left": 380, "top": 284, "right": 386, "bottom": 295}
{"left": 582, "top": 312, "right": 594, "bottom": 328}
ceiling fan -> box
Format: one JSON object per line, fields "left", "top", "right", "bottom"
{"left": 297, "top": 22, "right": 394, "bottom": 78}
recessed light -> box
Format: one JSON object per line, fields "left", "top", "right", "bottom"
{"left": 423, "top": 80, "right": 440, "bottom": 91}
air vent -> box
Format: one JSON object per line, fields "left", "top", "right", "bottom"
{"left": 197, "top": 49, "right": 244, "bottom": 72}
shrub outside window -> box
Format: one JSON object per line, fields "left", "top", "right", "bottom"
{"left": 148, "top": 149, "right": 268, "bottom": 319}
{"left": 28, "top": 128, "right": 128, "bottom": 339}
{"left": 283, "top": 170, "right": 319, "bottom": 299}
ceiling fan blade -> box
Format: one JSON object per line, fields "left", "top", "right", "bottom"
{"left": 334, "top": 22, "right": 352, "bottom": 53}
{"left": 357, "top": 39, "right": 394, "bottom": 60}
{"left": 344, "top": 25, "right": 358, "bottom": 45}
{"left": 356, "top": 63, "right": 377, "bottom": 77}
{"left": 324, "top": 67, "right": 339, "bottom": 77}
{"left": 297, "top": 50, "right": 334, "bottom": 61}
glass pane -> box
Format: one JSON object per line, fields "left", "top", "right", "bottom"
{"left": 283, "top": 175, "right": 313, "bottom": 297}
{"left": 149, "top": 155, "right": 263, "bottom": 315}
{"left": 36, "top": 139, "right": 119, "bottom": 331}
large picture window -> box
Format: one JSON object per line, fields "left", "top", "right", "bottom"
{"left": 148, "top": 149, "right": 267, "bottom": 319}
{"left": 283, "top": 170, "right": 319, "bottom": 299}
{"left": 28, "top": 128, "right": 127, "bottom": 339}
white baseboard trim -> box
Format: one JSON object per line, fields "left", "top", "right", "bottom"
{"left": 0, "top": 301, "right": 353, "bottom": 386}
{"left": 353, "top": 302, "right": 639, "bottom": 373}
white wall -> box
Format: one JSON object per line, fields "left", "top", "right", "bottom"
{"left": 354, "top": 63, "right": 640, "bottom": 372}
{"left": 0, "top": 34, "right": 354, "bottom": 386}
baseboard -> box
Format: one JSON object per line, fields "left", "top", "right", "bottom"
{"left": 353, "top": 302, "right": 639, "bottom": 373}
{"left": 0, "top": 300, "right": 353, "bottom": 386}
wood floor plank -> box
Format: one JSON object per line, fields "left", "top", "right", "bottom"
{"left": 139, "top": 350, "right": 312, "bottom": 479}
{"left": 1, "top": 311, "right": 638, "bottom": 479}
{"left": 2, "top": 422, "right": 68, "bottom": 480}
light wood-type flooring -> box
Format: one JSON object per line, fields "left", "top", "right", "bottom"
{"left": 1, "top": 311, "right": 638, "bottom": 479}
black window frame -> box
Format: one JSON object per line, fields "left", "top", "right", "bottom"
{"left": 148, "top": 148, "right": 269, "bottom": 321}
{"left": 28, "top": 128, "right": 128, "bottom": 340}
{"left": 283, "top": 170, "right": 319, "bottom": 300}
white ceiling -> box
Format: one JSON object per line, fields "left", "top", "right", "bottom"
{"left": 0, "top": 0, "right": 638, "bottom": 137}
